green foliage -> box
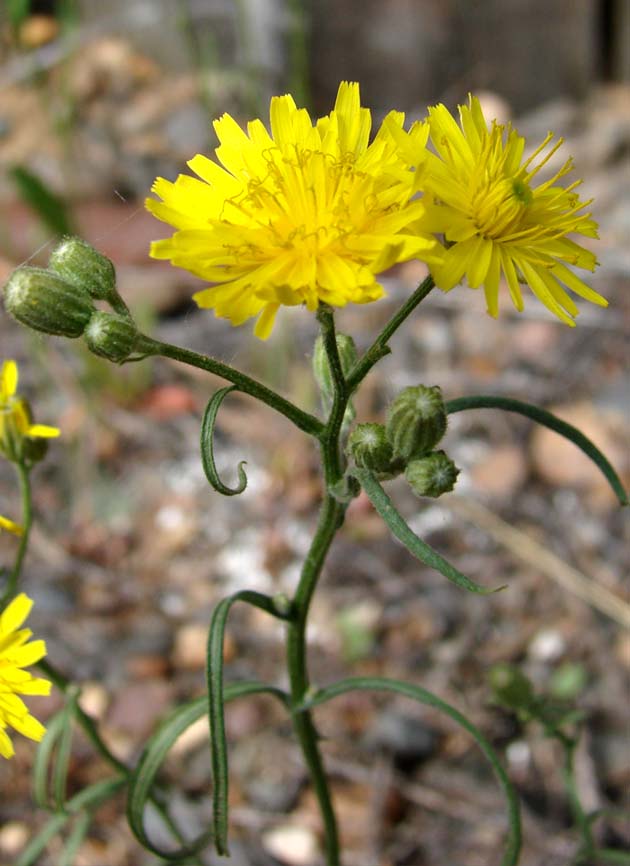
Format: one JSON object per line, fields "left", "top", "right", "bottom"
{"left": 9, "top": 166, "right": 75, "bottom": 238}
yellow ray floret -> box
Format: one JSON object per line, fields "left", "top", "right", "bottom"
{"left": 0, "top": 515, "right": 23, "bottom": 536}
{"left": 412, "top": 95, "right": 606, "bottom": 325}
{"left": 0, "top": 360, "right": 60, "bottom": 463}
{"left": 147, "top": 82, "right": 441, "bottom": 338}
{"left": 0, "top": 593, "right": 51, "bottom": 758}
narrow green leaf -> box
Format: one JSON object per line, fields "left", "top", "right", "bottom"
{"left": 58, "top": 812, "right": 91, "bottom": 866}
{"left": 446, "top": 395, "right": 628, "bottom": 506}
{"left": 126, "top": 682, "right": 288, "bottom": 861}
{"left": 595, "top": 851, "right": 630, "bottom": 865}
{"left": 53, "top": 691, "right": 79, "bottom": 810}
{"left": 354, "top": 468, "right": 499, "bottom": 594}
{"left": 200, "top": 386, "right": 248, "bottom": 496}
{"left": 33, "top": 710, "right": 67, "bottom": 810}
{"left": 299, "top": 676, "right": 521, "bottom": 866}
{"left": 16, "top": 777, "right": 125, "bottom": 866}
{"left": 9, "top": 165, "right": 75, "bottom": 238}
{"left": 206, "top": 591, "right": 292, "bottom": 856}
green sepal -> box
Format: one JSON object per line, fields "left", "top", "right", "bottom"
{"left": 405, "top": 449, "right": 460, "bottom": 498}
{"left": 3, "top": 266, "right": 94, "bottom": 337}
{"left": 49, "top": 237, "right": 116, "bottom": 303}
{"left": 386, "top": 384, "right": 448, "bottom": 461}
{"left": 84, "top": 310, "right": 139, "bottom": 362}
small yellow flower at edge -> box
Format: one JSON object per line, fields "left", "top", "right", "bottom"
{"left": 0, "top": 592, "right": 51, "bottom": 759}
{"left": 412, "top": 95, "right": 607, "bottom": 325}
{"left": 0, "top": 515, "right": 23, "bottom": 536}
{"left": 146, "top": 82, "right": 442, "bottom": 339}
{"left": 0, "top": 360, "right": 60, "bottom": 462}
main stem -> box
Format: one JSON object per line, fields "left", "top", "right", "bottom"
{"left": 287, "top": 492, "right": 345, "bottom": 866}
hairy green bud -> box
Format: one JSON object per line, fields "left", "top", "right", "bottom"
{"left": 84, "top": 311, "right": 139, "bottom": 362}
{"left": 313, "top": 333, "right": 358, "bottom": 403}
{"left": 347, "top": 422, "right": 402, "bottom": 477}
{"left": 386, "top": 384, "right": 447, "bottom": 461}
{"left": 405, "top": 450, "right": 459, "bottom": 498}
{"left": 3, "top": 266, "right": 95, "bottom": 338}
{"left": 49, "top": 237, "right": 116, "bottom": 302}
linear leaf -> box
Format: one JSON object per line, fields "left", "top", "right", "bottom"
{"left": 127, "top": 681, "right": 288, "bottom": 861}
{"left": 206, "top": 591, "right": 292, "bottom": 855}
{"left": 354, "top": 468, "right": 499, "bottom": 594}
{"left": 16, "top": 777, "right": 125, "bottom": 866}
{"left": 300, "top": 676, "right": 521, "bottom": 866}
{"left": 59, "top": 812, "right": 91, "bottom": 866}
{"left": 200, "top": 386, "right": 248, "bottom": 496}
{"left": 446, "top": 395, "right": 628, "bottom": 506}
{"left": 9, "top": 165, "right": 75, "bottom": 238}
{"left": 33, "top": 710, "right": 67, "bottom": 810}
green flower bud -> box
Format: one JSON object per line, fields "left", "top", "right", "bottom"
{"left": 49, "top": 237, "right": 116, "bottom": 302}
{"left": 489, "top": 664, "right": 536, "bottom": 713}
{"left": 84, "top": 311, "right": 139, "bottom": 362}
{"left": 3, "top": 266, "right": 95, "bottom": 337}
{"left": 313, "top": 333, "right": 358, "bottom": 404}
{"left": 405, "top": 450, "right": 459, "bottom": 498}
{"left": 386, "top": 384, "right": 447, "bottom": 461}
{"left": 347, "top": 423, "right": 402, "bottom": 478}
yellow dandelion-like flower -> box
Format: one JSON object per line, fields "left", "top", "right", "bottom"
{"left": 147, "top": 82, "right": 441, "bottom": 338}
{"left": 413, "top": 95, "right": 607, "bottom": 325}
{"left": 0, "top": 359, "right": 60, "bottom": 463}
{"left": 0, "top": 592, "right": 51, "bottom": 758}
{"left": 0, "top": 515, "right": 23, "bottom": 536}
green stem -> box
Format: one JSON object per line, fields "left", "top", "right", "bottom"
{"left": 346, "top": 275, "right": 435, "bottom": 392}
{"left": 1, "top": 461, "right": 32, "bottom": 605}
{"left": 139, "top": 335, "right": 324, "bottom": 438}
{"left": 317, "top": 306, "right": 347, "bottom": 487}
{"left": 287, "top": 492, "right": 345, "bottom": 866}
{"left": 562, "top": 739, "right": 596, "bottom": 858}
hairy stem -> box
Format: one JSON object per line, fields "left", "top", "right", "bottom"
{"left": 287, "top": 493, "right": 345, "bottom": 866}
{"left": 346, "top": 275, "right": 434, "bottom": 392}
{"left": 140, "top": 335, "right": 324, "bottom": 438}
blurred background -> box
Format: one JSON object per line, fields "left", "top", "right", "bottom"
{"left": 0, "top": 2, "right": 629, "bottom": 865}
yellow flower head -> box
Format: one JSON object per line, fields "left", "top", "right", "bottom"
{"left": 0, "top": 515, "right": 23, "bottom": 536}
{"left": 414, "top": 95, "right": 606, "bottom": 325}
{"left": 0, "top": 592, "right": 51, "bottom": 758}
{"left": 147, "top": 82, "right": 441, "bottom": 338}
{"left": 0, "top": 360, "right": 60, "bottom": 463}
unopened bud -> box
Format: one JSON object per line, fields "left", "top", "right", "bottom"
{"left": 313, "top": 333, "right": 358, "bottom": 404}
{"left": 84, "top": 311, "right": 138, "bottom": 362}
{"left": 3, "top": 267, "right": 94, "bottom": 337}
{"left": 405, "top": 450, "right": 459, "bottom": 498}
{"left": 386, "top": 385, "right": 447, "bottom": 461}
{"left": 49, "top": 237, "right": 116, "bottom": 302}
{"left": 347, "top": 423, "right": 402, "bottom": 478}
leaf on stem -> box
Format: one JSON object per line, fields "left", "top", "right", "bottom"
{"left": 200, "top": 386, "right": 248, "bottom": 496}
{"left": 206, "top": 591, "right": 292, "bottom": 856}
{"left": 446, "top": 395, "right": 628, "bottom": 506}
{"left": 126, "top": 682, "right": 289, "bottom": 861}
{"left": 354, "top": 468, "right": 499, "bottom": 594}
{"left": 299, "top": 676, "right": 522, "bottom": 866}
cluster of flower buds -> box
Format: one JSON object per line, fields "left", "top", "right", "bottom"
{"left": 2, "top": 238, "right": 141, "bottom": 363}
{"left": 347, "top": 384, "right": 459, "bottom": 498}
